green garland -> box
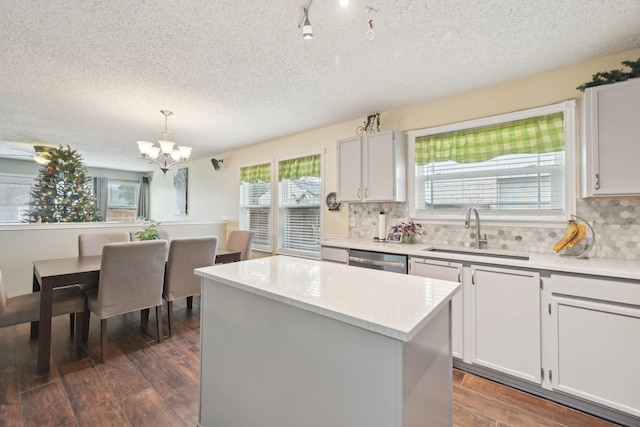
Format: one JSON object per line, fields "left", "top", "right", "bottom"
{"left": 24, "top": 145, "right": 102, "bottom": 223}
{"left": 577, "top": 57, "right": 640, "bottom": 92}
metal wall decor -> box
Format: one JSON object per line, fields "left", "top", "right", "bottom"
{"left": 356, "top": 113, "right": 380, "bottom": 135}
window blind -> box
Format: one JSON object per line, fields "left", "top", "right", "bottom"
{"left": 240, "top": 163, "right": 272, "bottom": 251}
{"left": 277, "top": 154, "right": 321, "bottom": 256}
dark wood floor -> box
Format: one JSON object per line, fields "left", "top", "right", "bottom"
{"left": 0, "top": 298, "right": 622, "bottom": 427}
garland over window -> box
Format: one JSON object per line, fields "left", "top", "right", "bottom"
{"left": 415, "top": 112, "right": 564, "bottom": 165}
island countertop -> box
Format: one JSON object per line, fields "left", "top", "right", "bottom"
{"left": 195, "top": 255, "right": 460, "bottom": 342}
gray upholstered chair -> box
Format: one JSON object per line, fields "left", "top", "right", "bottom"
{"left": 225, "top": 230, "right": 254, "bottom": 261}
{"left": 83, "top": 240, "right": 167, "bottom": 363}
{"left": 164, "top": 237, "right": 217, "bottom": 337}
{"left": 78, "top": 232, "right": 131, "bottom": 257}
{"left": 73, "top": 232, "right": 131, "bottom": 335}
{"left": 0, "top": 270, "right": 86, "bottom": 352}
{"left": 129, "top": 230, "right": 170, "bottom": 241}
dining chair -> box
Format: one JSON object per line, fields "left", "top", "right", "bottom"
{"left": 83, "top": 240, "right": 167, "bottom": 363}
{"left": 78, "top": 232, "right": 132, "bottom": 256}
{"left": 0, "top": 270, "right": 86, "bottom": 352}
{"left": 164, "top": 237, "right": 217, "bottom": 337}
{"left": 72, "top": 232, "right": 131, "bottom": 335}
{"left": 225, "top": 230, "right": 255, "bottom": 261}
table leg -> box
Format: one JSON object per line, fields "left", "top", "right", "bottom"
{"left": 30, "top": 269, "right": 39, "bottom": 339}
{"left": 37, "top": 278, "right": 54, "bottom": 375}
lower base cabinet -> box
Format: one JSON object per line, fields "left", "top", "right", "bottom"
{"left": 409, "top": 258, "right": 463, "bottom": 359}
{"left": 470, "top": 265, "right": 541, "bottom": 384}
{"left": 550, "top": 274, "right": 640, "bottom": 418}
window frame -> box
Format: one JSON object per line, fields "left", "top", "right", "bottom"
{"left": 239, "top": 163, "right": 273, "bottom": 253}
{"left": 408, "top": 100, "right": 576, "bottom": 226}
{"left": 105, "top": 179, "right": 140, "bottom": 222}
{"left": 0, "top": 173, "right": 35, "bottom": 223}
{"left": 276, "top": 153, "right": 323, "bottom": 258}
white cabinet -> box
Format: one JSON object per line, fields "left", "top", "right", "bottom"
{"left": 470, "top": 265, "right": 541, "bottom": 384}
{"left": 409, "top": 257, "right": 463, "bottom": 359}
{"left": 337, "top": 130, "right": 406, "bottom": 202}
{"left": 549, "top": 274, "right": 640, "bottom": 417}
{"left": 320, "top": 246, "right": 348, "bottom": 264}
{"left": 581, "top": 78, "right": 640, "bottom": 197}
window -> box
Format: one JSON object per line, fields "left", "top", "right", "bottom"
{"left": 409, "top": 101, "right": 575, "bottom": 223}
{"left": 0, "top": 174, "right": 33, "bottom": 222}
{"left": 239, "top": 163, "right": 272, "bottom": 251}
{"left": 106, "top": 180, "right": 140, "bottom": 221}
{"left": 278, "top": 154, "right": 322, "bottom": 257}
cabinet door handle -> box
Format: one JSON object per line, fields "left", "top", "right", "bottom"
{"left": 357, "top": 188, "right": 361, "bottom": 199}
{"left": 594, "top": 173, "right": 599, "bottom": 190}
{"left": 471, "top": 269, "right": 476, "bottom": 285}
{"left": 457, "top": 267, "right": 462, "bottom": 283}
{"left": 364, "top": 188, "right": 368, "bottom": 198}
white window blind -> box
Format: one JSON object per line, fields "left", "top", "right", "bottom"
{"left": 240, "top": 163, "right": 271, "bottom": 251}
{"left": 411, "top": 102, "right": 575, "bottom": 223}
{"left": 0, "top": 175, "right": 33, "bottom": 222}
{"left": 417, "top": 152, "right": 564, "bottom": 214}
{"left": 277, "top": 155, "right": 321, "bottom": 257}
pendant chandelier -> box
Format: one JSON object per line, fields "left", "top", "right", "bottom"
{"left": 136, "top": 110, "right": 192, "bottom": 175}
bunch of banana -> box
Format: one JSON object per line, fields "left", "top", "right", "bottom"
{"left": 553, "top": 220, "right": 587, "bottom": 253}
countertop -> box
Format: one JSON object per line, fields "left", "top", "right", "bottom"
{"left": 321, "top": 237, "right": 640, "bottom": 281}
{"left": 195, "top": 255, "right": 460, "bottom": 342}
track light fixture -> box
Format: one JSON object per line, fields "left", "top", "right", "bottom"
{"left": 211, "top": 158, "right": 224, "bottom": 170}
{"left": 298, "top": 0, "right": 313, "bottom": 40}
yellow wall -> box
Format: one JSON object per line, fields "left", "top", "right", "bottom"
{"left": 150, "top": 48, "right": 640, "bottom": 243}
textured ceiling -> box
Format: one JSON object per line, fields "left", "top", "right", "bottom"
{"left": 1, "top": 0, "right": 639, "bottom": 171}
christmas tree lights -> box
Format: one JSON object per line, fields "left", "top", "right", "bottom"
{"left": 24, "top": 145, "right": 102, "bottom": 223}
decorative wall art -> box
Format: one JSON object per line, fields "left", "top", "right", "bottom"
{"left": 173, "top": 168, "right": 188, "bottom": 215}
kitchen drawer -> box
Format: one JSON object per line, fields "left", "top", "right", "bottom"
{"left": 321, "top": 246, "right": 349, "bottom": 264}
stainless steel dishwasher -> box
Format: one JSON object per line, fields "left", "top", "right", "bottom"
{"left": 348, "top": 249, "right": 408, "bottom": 274}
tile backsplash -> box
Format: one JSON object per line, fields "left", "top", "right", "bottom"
{"left": 348, "top": 198, "right": 640, "bottom": 260}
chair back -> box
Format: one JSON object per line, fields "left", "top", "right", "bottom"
{"left": 0, "top": 270, "right": 6, "bottom": 315}
{"left": 97, "top": 240, "right": 167, "bottom": 318}
{"left": 130, "top": 230, "right": 170, "bottom": 241}
{"left": 79, "top": 232, "right": 131, "bottom": 257}
{"left": 164, "top": 237, "right": 218, "bottom": 301}
{"left": 226, "top": 230, "right": 254, "bottom": 261}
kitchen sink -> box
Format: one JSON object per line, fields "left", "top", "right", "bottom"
{"left": 422, "top": 247, "right": 530, "bottom": 261}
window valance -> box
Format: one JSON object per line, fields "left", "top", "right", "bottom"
{"left": 240, "top": 163, "right": 271, "bottom": 183}
{"left": 415, "top": 112, "right": 564, "bottom": 165}
{"left": 278, "top": 154, "right": 321, "bottom": 180}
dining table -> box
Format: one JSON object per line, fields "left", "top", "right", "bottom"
{"left": 31, "top": 247, "right": 242, "bottom": 374}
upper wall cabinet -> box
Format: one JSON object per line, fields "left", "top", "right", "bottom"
{"left": 337, "top": 130, "right": 407, "bottom": 203}
{"left": 581, "top": 78, "right": 640, "bottom": 197}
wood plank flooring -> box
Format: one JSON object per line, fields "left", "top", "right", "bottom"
{"left": 0, "top": 298, "right": 624, "bottom": 427}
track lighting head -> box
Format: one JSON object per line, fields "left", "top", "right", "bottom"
{"left": 302, "top": 8, "right": 312, "bottom": 39}
{"left": 211, "top": 158, "right": 224, "bottom": 170}
{"left": 298, "top": 0, "right": 313, "bottom": 40}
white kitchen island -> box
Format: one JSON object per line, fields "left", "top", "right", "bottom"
{"left": 195, "top": 256, "right": 460, "bottom": 427}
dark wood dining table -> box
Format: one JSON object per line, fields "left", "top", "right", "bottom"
{"left": 31, "top": 248, "right": 242, "bottom": 374}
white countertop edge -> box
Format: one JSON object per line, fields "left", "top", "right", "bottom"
{"left": 321, "top": 238, "right": 640, "bottom": 281}
{"left": 196, "top": 262, "right": 460, "bottom": 343}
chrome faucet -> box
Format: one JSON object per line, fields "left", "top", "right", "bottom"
{"left": 464, "top": 207, "right": 487, "bottom": 249}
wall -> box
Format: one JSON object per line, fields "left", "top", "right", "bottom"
{"left": 0, "top": 157, "right": 145, "bottom": 181}
{"left": 145, "top": 47, "right": 640, "bottom": 259}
